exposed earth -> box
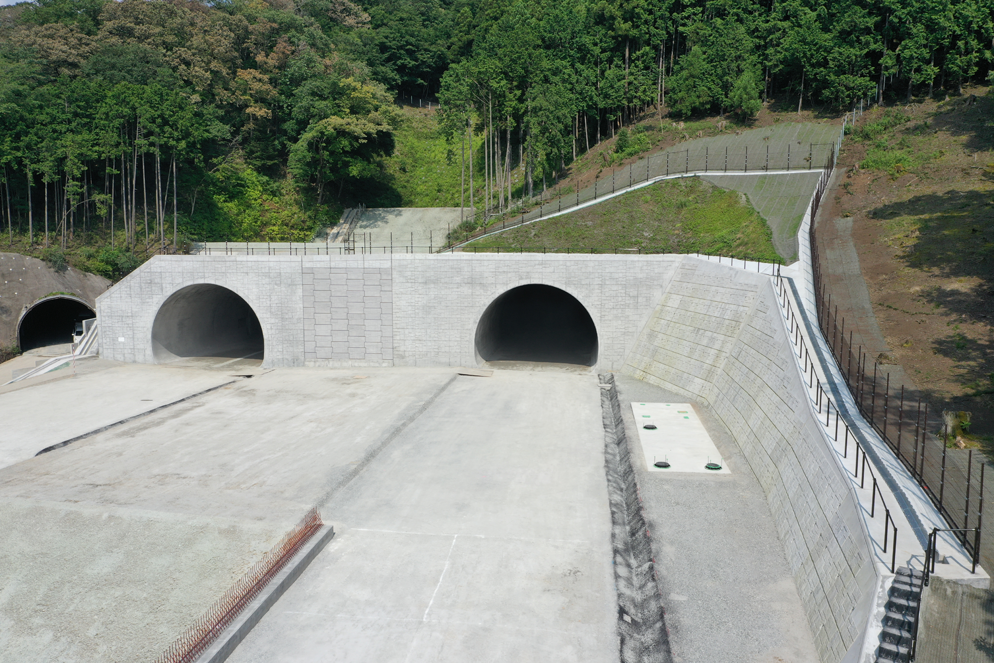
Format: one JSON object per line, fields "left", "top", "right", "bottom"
{"left": 820, "top": 89, "right": 994, "bottom": 440}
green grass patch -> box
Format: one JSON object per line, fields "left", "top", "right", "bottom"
{"left": 0, "top": 346, "right": 21, "bottom": 363}
{"left": 467, "top": 177, "right": 782, "bottom": 261}
{"left": 849, "top": 109, "right": 911, "bottom": 142}
{"left": 372, "top": 109, "right": 482, "bottom": 208}
{"left": 862, "top": 145, "right": 941, "bottom": 178}
{"left": 610, "top": 126, "right": 653, "bottom": 164}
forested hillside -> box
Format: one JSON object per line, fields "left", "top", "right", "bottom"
{"left": 0, "top": 0, "right": 991, "bottom": 275}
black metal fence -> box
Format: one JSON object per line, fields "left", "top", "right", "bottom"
{"left": 774, "top": 263, "right": 900, "bottom": 572}
{"left": 448, "top": 143, "right": 834, "bottom": 250}
{"left": 809, "top": 148, "right": 987, "bottom": 570}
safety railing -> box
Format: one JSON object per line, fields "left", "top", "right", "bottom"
{"left": 152, "top": 508, "right": 323, "bottom": 663}
{"left": 775, "top": 266, "right": 900, "bottom": 572}
{"left": 809, "top": 114, "right": 986, "bottom": 571}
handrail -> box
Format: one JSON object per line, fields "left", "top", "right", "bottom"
{"left": 775, "top": 265, "right": 899, "bottom": 572}
{"left": 924, "top": 527, "right": 981, "bottom": 585}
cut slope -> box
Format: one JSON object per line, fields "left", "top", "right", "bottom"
{"left": 820, "top": 91, "right": 994, "bottom": 438}
{"left": 466, "top": 178, "right": 781, "bottom": 263}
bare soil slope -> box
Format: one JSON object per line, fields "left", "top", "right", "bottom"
{"left": 823, "top": 90, "right": 994, "bottom": 439}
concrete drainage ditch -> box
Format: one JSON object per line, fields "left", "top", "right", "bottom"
{"left": 599, "top": 372, "right": 673, "bottom": 663}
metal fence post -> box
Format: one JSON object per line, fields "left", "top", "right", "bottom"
{"left": 913, "top": 397, "right": 921, "bottom": 477}
{"left": 883, "top": 373, "right": 890, "bottom": 440}
{"left": 897, "top": 385, "right": 905, "bottom": 458}
{"left": 940, "top": 427, "right": 948, "bottom": 510}
{"left": 870, "top": 360, "right": 878, "bottom": 425}
{"left": 965, "top": 450, "right": 973, "bottom": 546}
{"left": 847, "top": 329, "right": 853, "bottom": 383}
{"left": 978, "top": 464, "right": 985, "bottom": 573}
{"left": 920, "top": 402, "right": 929, "bottom": 479}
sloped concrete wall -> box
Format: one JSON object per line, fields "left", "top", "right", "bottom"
{"left": 623, "top": 258, "right": 877, "bottom": 663}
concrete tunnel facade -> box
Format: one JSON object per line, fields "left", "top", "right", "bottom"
{"left": 17, "top": 295, "right": 95, "bottom": 351}
{"left": 97, "top": 254, "right": 671, "bottom": 369}
{"left": 151, "top": 284, "right": 265, "bottom": 363}
{"left": 96, "top": 254, "right": 893, "bottom": 662}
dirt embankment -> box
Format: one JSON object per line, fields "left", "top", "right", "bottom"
{"left": 818, "top": 89, "right": 994, "bottom": 440}
{"left": 0, "top": 253, "right": 111, "bottom": 348}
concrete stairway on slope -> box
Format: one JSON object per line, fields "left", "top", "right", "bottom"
{"left": 877, "top": 567, "right": 924, "bottom": 662}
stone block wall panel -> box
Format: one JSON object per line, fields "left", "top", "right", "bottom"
{"left": 622, "top": 259, "right": 877, "bottom": 663}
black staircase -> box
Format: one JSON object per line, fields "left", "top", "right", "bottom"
{"left": 877, "top": 566, "right": 924, "bottom": 662}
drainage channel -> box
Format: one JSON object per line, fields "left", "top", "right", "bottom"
{"left": 599, "top": 372, "right": 673, "bottom": 663}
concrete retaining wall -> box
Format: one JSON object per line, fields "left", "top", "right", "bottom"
{"left": 623, "top": 259, "right": 877, "bottom": 663}
{"left": 98, "top": 254, "right": 680, "bottom": 370}
{"left": 98, "top": 252, "right": 878, "bottom": 662}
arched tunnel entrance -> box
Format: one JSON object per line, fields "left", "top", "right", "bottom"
{"left": 475, "top": 284, "right": 598, "bottom": 366}
{"left": 151, "top": 284, "right": 264, "bottom": 363}
{"left": 17, "top": 297, "right": 95, "bottom": 351}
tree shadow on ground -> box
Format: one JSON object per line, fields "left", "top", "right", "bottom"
{"left": 870, "top": 189, "right": 994, "bottom": 309}
{"left": 870, "top": 188, "right": 994, "bottom": 435}
{"left": 349, "top": 170, "right": 403, "bottom": 208}
{"left": 929, "top": 92, "right": 994, "bottom": 155}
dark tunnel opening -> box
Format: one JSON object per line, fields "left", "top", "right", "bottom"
{"left": 17, "top": 297, "right": 96, "bottom": 351}
{"left": 151, "top": 284, "right": 264, "bottom": 363}
{"left": 475, "top": 284, "right": 598, "bottom": 366}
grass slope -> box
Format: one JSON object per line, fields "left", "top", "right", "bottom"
{"left": 467, "top": 177, "right": 781, "bottom": 262}
{"left": 369, "top": 107, "right": 481, "bottom": 208}
{"left": 702, "top": 172, "right": 821, "bottom": 261}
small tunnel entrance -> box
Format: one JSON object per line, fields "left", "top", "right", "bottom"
{"left": 151, "top": 284, "right": 264, "bottom": 363}
{"left": 17, "top": 297, "right": 95, "bottom": 351}
{"left": 475, "top": 284, "right": 598, "bottom": 366}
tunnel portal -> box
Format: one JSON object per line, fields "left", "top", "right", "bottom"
{"left": 17, "top": 297, "right": 96, "bottom": 351}
{"left": 475, "top": 284, "right": 598, "bottom": 366}
{"left": 151, "top": 284, "right": 264, "bottom": 363}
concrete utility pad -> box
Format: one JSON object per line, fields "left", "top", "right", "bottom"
{"left": 617, "top": 376, "right": 819, "bottom": 663}
{"left": 351, "top": 207, "right": 468, "bottom": 246}
{"left": 227, "top": 369, "right": 619, "bottom": 663}
{"left": 631, "top": 402, "right": 729, "bottom": 474}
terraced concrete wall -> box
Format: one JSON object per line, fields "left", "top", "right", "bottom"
{"left": 623, "top": 259, "right": 877, "bottom": 663}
